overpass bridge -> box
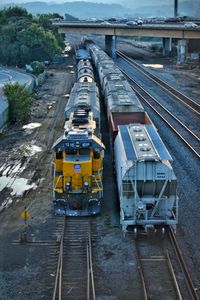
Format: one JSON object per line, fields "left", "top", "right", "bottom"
{"left": 56, "top": 21, "right": 200, "bottom": 62}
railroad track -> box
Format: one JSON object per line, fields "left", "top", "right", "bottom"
{"left": 118, "top": 67, "right": 200, "bottom": 159}
{"left": 52, "top": 217, "right": 95, "bottom": 300}
{"left": 116, "top": 50, "right": 200, "bottom": 117}
{"left": 168, "top": 226, "right": 199, "bottom": 300}
{"left": 134, "top": 226, "right": 199, "bottom": 300}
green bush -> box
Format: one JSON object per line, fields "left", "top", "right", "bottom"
{"left": 3, "top": 82, "right": 32, "bottom": 123}
{"left": 31, "top": 61, "right": 45, "bottom": 75}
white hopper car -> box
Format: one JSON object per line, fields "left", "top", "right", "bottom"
{"left": 114, "top": 123, "right": 178, "bottom": 231}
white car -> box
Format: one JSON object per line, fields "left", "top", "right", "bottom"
{"left": 184, "top": 22, "right": 198, "bottom": 28}
{"left": 126, "top": 21, "right": 138, "bottom": 26}
{"left": 137, "top": 19, "right": 143, "bottom": 25}
{"left": 100, "top": 21, "right": 111, "bottom": 25}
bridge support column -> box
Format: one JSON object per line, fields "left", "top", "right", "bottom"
{"left": 177, "top": 39, "right": 187, "bottom": 63}
{"left": 162, "top": 38, "right": 172, "bottom": 56}
{"left": 105, "top": 35, "right": 116, "bottom": 59}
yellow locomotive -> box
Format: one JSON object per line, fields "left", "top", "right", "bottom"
{"left": 52, "top": 108, "right": 105, "bottom": 216}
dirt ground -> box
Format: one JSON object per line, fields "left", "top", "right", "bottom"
{"left": 0, "top": 39, "right": 199, "bottom": 300}
{"left": 0, "top": 56, "right": 76, "bottom": 299}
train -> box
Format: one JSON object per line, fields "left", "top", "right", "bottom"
{"left": 52, "top": 53, "right": 105, "bottom": 216}
{"left": 86, "top": 42, "right": 178, "bottom": 231}
{"left": 52, "top": 40, "right": 178, "bottom": 231}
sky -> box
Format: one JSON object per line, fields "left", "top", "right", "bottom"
{"left": 2, "top": 0, "right": 179, "bottom": 3}
{"left": 3, "top": 0, "right": 116, "bottom": 2}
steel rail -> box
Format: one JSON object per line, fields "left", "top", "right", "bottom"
{"left": 52, "top": 218, "right": 65, "bottom": 300}
{"left": 52, "top": 219, "right": 96, "bottom": 300}
{"left": 135, "top": 239, "right": 148, "bottom": 300}
{"left": 134, "top": 233, "right": 183, "bottom": 300}
{"left": 87, "top": 240, "right": 90, "bottom": 300}
{"left": 164, "top": 243, "right": 183, "bottom": 299}
{"left": 168, "top": 226, "right": 199, "bottom": 300}
{"left": 88, "top": 222, "right": 96, "bottom": 300}
{"left": 117, "top": 50, "right": 200, "bottom": 116}
{"left": 119, "top": 68, "right": 200, "bottom": 159}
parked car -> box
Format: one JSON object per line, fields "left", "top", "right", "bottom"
{"left": 119, "top": 18, "right": 128, "bottom": 23}
{"left": 184, "top": 22, "right": 198, "bottom": 28}
{"left": 126, "top": 21, "right": 138, "bottom": 26}
{"left": 100, "top": 21, "right": 111, "bottom": 26}
{"left": 136, "top": 19, "right": 143, "bottom": 25}
{"left": 107, "top": 17, "right": 117, "bottom": 22}
{"left": 165, "top": 17, "right": 182, "bottom": 23}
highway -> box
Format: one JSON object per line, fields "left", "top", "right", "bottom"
{"left": 56, "top": 21, "right": 200, "bottom": 39}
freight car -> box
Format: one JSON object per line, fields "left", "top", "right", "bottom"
{"left": 114, "top": 124, "right": 178, "bottom": 231}
{"left": 87, "top": 42, "right": 178, "bottom": 231}
{"left": 52, "top": 51, "right": 105, "bottom": 216}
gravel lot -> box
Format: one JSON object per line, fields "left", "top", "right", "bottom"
{"left": 0, "top": 40, "right": 199, "bottom": 299}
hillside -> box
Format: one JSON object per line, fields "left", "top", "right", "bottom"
{"left": 0, "top": 1, "right": 199, "bottom": 18}
{"left": 0, "top": 2, "right": 133, "bottom": 18}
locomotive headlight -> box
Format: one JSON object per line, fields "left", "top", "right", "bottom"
{"left": 84, "top": 181, "right": 89, "bottom": 189}
{"left": 66, "top": 182, "right": 71, "bottom": 190}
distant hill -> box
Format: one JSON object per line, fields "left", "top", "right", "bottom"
{"left": 0, "top": 1, "right": 199, "bottom": 18}
{"left": 0, "top": 2, "right": 133, "bottom": 18}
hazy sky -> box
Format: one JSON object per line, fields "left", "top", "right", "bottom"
{"left": 2, "top": 0, "right": 116, "bottom": 5}
{"left": 3, "top": 0, "right": 117, "bottom": 2}
{"left": 2, "top": 0, "right": 178, "bottom": 3}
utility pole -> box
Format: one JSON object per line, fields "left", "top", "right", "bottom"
{"left": 174, "top": 0, "right": 178, "bottom": 17}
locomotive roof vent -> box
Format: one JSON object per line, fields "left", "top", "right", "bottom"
{"left": 110, "top": 75, "right": 120, "bottom": 80}
{"left": 78, "top": 95, "right": 88, "bottom": 101}
{"left": 72, "top": 109, "right": 89, "bottom": 124}
{"left": 115, "top": 83, "right": 124, "bottom": 87}
{"left": 68, "top": 131, "right": 88, "bottom": 140}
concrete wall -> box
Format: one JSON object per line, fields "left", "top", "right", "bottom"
{"left": 0, "top": 96, "right": 8, "bottom": 130}
{"left": 188, "top": 39, "right": 200, "bottom": 52}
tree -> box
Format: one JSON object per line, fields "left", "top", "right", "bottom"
{"left": 31, "top": 61, "right": 45, "bottom": 75}
{"left": 0, "top": 7, "right": 64, "bottom": 66}
{"left": 37, "top": 13, "right": 65, "bottom": 49}
{"left": 3, "top": 83, "right": 32, "bottom": 123}
{"left": 18, "top": 23, "right": 61, "bottom": 62}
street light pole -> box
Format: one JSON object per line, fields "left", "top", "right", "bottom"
{"left": 174, "top": 0, "right": 178, "bottom": 17}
